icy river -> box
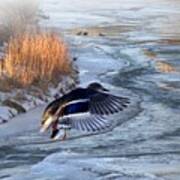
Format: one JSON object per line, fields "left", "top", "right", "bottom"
{"left": 0, "top": 0, "right": 180, "bottom": 179}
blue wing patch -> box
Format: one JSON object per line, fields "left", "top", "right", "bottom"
{"left": 63, "top": 101, "right": 89, "bottom": 115}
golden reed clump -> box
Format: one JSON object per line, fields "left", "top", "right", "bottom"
{"left": 2, "top": 32, "right": 72, "bottom": 87}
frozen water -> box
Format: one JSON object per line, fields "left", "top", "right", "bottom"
{"left": 0, "top": 0, "right": 180, "bottom": 179}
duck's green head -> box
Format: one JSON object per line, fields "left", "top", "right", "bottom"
{"left": 87, "top": 82, "right": 109, "bottom": 92}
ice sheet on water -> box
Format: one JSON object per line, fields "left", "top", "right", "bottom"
{"left": 5, "top": 151, "right": 179, "bottom": 180}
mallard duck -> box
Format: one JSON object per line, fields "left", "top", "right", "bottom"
{"left": 40, "top": 82, "right": 130, "bottom": 140}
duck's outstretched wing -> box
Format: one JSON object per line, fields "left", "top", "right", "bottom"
{"left": 57, "top": 100, "right": 111, "bottom": 132}
{"left": 57, "top": 91, "right": 130, "bottom": 117}
{"left": 60, "top": 114, "right": 111, "bottom": 132}
{"left": 53, "top": 87, "right": 130, "bottom": 116}
{"left": 88, "top": 91, "right": 130, "bottom": 115}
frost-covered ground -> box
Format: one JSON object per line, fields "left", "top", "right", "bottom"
{"left": 0, "top": 0, "right": 180, "bottom": 179}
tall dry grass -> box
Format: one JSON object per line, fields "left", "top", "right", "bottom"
{"left": 2, "top": 32, "right": 72, "bottom": 88}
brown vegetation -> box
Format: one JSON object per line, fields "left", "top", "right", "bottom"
{"left": 1, "top": 32, "right": 72, "bottom": 88}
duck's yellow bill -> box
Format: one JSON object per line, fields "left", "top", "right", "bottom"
{"left": 40, "top": 117, "right": 54, "bottom": 133}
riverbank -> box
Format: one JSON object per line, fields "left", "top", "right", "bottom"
{"left": 0, "top": 0, "right": 79, "bottom": 124}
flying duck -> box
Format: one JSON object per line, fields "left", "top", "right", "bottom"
{"left": 40, "top": 82, "right": 130, "bottom": 140}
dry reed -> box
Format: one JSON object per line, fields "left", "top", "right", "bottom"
{"left": 2, "top": 32, "right": 72, "bottom": 88}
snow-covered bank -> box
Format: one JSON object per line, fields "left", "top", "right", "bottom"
{"left": 0, "top": 74, "right": 78, "bottom": 124}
